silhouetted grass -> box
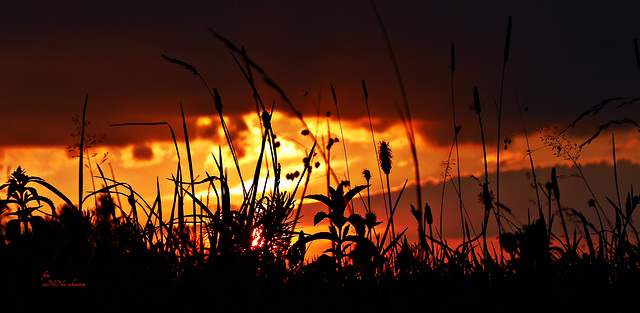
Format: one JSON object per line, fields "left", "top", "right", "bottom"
{"left": 1, "top": 15, "right": 639, "bottom": 312}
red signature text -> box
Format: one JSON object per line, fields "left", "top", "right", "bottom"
{"left": 40, "top": 271, "right": 86, "bottom": 287}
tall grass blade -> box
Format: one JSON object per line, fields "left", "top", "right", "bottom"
{"left": 78, "top": 95, "right": 87, "bottom": 211}
{"left": 495, "top": 16, "right": 512, "bottom": 261}
{"left": 362, "top": 79, "right": 389, "bottom": 214}
{"left": 369, "top": 0, "right": 422, "bottom": 210}
{"left": 330, "top": 84, "right": 351, "bottom": 193}
{"left": 450, "top": 42, "right": 465, "bottom": 241}
{"left": 180, "top": 103, "right": 199, "bottom": 256}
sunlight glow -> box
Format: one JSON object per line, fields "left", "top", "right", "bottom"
{"left": 251, "top": 227, "right": 263, "bottom": 248}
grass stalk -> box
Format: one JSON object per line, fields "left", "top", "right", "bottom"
{"left": 473, "top": 87, "right": 491, "bottom": 260}
{"left": 450, "top": 43, "right": 465, "bottom": 241}
{"left": 516, "top": 96, "right": 543, "bottom": 222}
{"left": 551, "top": 167, "right": 571, "bottom": 250}
{"left": 161, "top": 55, "right": 247, "bottom": 197}
{"left": 362, "top": 79, "right": 390, "bottom": 215}
{"left": 211, "top": 31, "right": 342, "bottom": 187}
{"left": 290, "top": 143, "right": 317, "bottom": 235}
{"left": 180, "top": 103, "right": 199, "bottom": 257}
{"left": 379, "top": 140, "right": 395, "bottom": 243}
{"left": 440, "top": 132, "right": 458, "bottom": 238}
{"left": 495, "top": 16, "right": 512, "bottom": 263}
{"left": 330, "top": 84, "right": 351, "bottom": 189}
{"left": 369, "top": 0, "right": 422, "bottom": 211}
{"left": 108, "top": 162, "right": 123, "bottom": 211}
{"left": 78, "top": 96, "right": 87, "bottom": 211}
{"left": 613, "top": 134, "right": 622, "bottom": 213}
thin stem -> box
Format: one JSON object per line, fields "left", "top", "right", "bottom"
{"left": 370, "top": 0, "right": 422, "bottom": 211}
{"left": 516, "top": 96, "right": 543, "bottom": 222}
{"left": 79, "top": 96, "right": 87, "bottom": 211}
{"left": 362, "top": 80, "right": 389, "bottom": 215}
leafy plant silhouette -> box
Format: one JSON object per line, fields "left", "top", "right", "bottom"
{"left": 292, "top": 182, "right": 404, "bottom": 276}
{"left": 294, "top": 183, "right": 371, "bottom": 267}
{"left": 0, "top": 166, "right": 74, "bottom": 242}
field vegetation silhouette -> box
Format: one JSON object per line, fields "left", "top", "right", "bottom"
{"left": 1, "top": 13, "right": 640, "bottom": 311}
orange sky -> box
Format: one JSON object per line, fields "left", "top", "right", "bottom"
{"left": 2, "top": 1, "right": 640, "bottom": 254}
{"left": 4, "top": 109, "right": 640, "bottom": 248}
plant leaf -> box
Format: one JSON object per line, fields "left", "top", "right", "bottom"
{"left": 314, "top": 211, "right": 328, "bottom": 226}
{"left": 344, "top": 184, "right": 368, "bottom": 203}
{"left": 305, "top": 194, "right": 333, "bottom": 210}
{"left": 348, "top": 213, "right": 366, "bottom": 237}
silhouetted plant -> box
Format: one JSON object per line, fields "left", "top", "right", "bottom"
{"left": 0, "top": 166, "right": 74, "bottom": 242}
{"left": 302, "top": 182, "right": 370, "bottom": 268}
{"left": 499, "top": 218, "right": 551, "bottom": 268}
{"left": 2, "top": 18, "right": 640, "bottom": 311}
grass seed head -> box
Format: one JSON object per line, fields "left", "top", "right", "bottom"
{"left": 161, "top": 55, "right": 198, "bottom": 75}
{"left": 331, "top": 84, "right": 338, "bottom": 105}
{"left": 473, "top": 87, "right": 481, "bottom": 115}
{"left": 327, "top": 138, "right": 335, "bottom": 150}
{"left": 504, "top": 16, "right": 512, "bottom": 63}
{"left": 214, "top": 89, "right": 223, "bottom": 113}
{"left": 424, "top": 202, "right": 433, "bottom": 225}
{"left": 545, "top": 181, "right": 553, "bottom": 194}
{"left": 363, "top": 169, "right": 371, "bottom": 183}
{"left": 261, "top": 110, "right": 271, "bottom": 130}
{"left": 362, "top": 79, "right": 369, "bottom": 100}
{"left": 378, "top": 140, "right": 393, "bottom": 175}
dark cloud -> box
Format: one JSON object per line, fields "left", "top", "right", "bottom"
{"left": 197, "top": 123, "right": 217, "bottom": 140}
{"left": 132, "top": 144, "right": 153, "bottom": 161}
{"left": 1, "top": 1, "right": 639, "bottom": 148}
{"left": 225, "top": 117, "right": 250, "bottom": 160}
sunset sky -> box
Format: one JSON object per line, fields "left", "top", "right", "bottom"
{"left": 2, "top": 1, "right": 640, "bottom": 247}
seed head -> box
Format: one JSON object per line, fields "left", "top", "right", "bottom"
{"left": 161, "top": 55, "right": 198, "bottom": 75}
{"left": 482, "top": 183, "right": 492, "bottom": 212}
{"left": 473, "top": 87, "right": 481, "bottom": 115}
{"left": 261, "top": 110, "right": 271, "bottom": 130}
{"left": 330, "top": 84, "right": 338, "bottom": 105}
{"left": 362, "top": 79, "right": 369, "bottom": 100}
{"left": 378, "top": 140, "right": 393, "bottom": 175}
{"left": 545, "top": 181, "right": 553, "bottom": 193}
{"left": 424, "top": 202, "right": 433, "bottom": 225}
{"left": 214, "top": 89, "right": 223, "bottom": 114}
{"left": 362, "top": 169, "right": 371, "bottom": 183}
{"left": 327, "top": 138, "right": 335, "bottom": 150}
{"left": 504, "top": 16, "right": 512, "bottom": 64}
